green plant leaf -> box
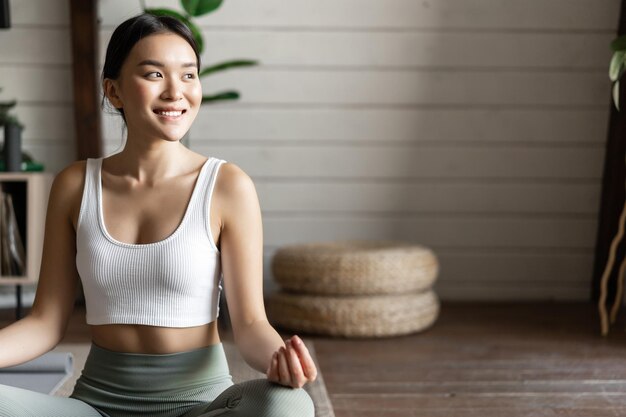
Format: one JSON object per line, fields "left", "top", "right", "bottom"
{"left": 0, "top": 100, "right": 16, "bottom": 110}
{"left": 610, "top": 51, "right": 625, "bottom": 82}
{"left": 611, "top": 35, "right": 626, "bottom": 52}
{"left": 6, "top": 115, "right": 24, "bottom": 129}
{"left": 614, "top": 81, "right": 620, "bottom": 111}
{"left": 144, "top": 8, "right": 204, "bottom": 53}
{"left": 0, "top": 99, "right": 17, "bottom": 127}
{"left": 181, "top": 0, "right": 223, "bottom": 17}
{"left": 201, "top": 90, "right": 240, "bottom": 103}
{"left": 199, "top": 60, "right": 258, "bottom": 77}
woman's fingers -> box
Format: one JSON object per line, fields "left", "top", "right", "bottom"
{"left": 266, "top": 352, "right": 279, "bottom": 382}
{"left": 268, "top": 336, "right": 318, "bottom": 388}
{"left": 276, "top": 347, "right": 291, "bottom": 386}
{"left": 285, "top": 340, "right": 306, "bottom": 388}
{"left": 290, "top": 335, "right": 318, "bottom": 381}
{"left": 266, "top": 352, "right": 273, "bottom": 375}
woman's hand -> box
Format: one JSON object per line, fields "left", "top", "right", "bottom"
{"left": 266, "top": 335, "right": 318, "bottom": 388}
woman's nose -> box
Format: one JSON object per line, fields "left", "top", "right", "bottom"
{"left": 161, "top": 79, "right": 183, "bottom": 100}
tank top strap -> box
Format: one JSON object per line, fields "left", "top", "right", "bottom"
{"left": 76, "top": 157, "right": 101, "bottom": 231}
{"left": 187, "top": 157, "right": 226, "bottom": 252}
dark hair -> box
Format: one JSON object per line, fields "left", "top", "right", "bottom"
{"left": 101, "top": 13, "right": 201, "bottom": 123}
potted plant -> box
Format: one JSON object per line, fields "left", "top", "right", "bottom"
{"left": 598, "top": 34, "right": 626, "bottom": 335}
{"left": 0, "top": 89, "right": 43, "bottom": 172}
{"left": 0, "top": 88, "right": 24, "bottom": 171}
{"left": 0, "top": 89, "right": 19, "bottom": 128}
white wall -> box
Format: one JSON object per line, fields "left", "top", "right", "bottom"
{"left": 0, "top": 0, "right": 619, "bottom": 304}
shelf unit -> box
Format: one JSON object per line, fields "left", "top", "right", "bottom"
{"left": 0, "top": 172, "right": 54, "bottom": 318}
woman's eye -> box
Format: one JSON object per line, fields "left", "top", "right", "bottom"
{"left": 184, "top": 73, "right": 196, "bottom": 79}
{"left": 145, "top": 72, "right": 162, "bottom": 78}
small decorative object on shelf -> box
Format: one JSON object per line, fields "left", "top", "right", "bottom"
{"left": 0, "top": 88, "right": 45, "bottom": 172}
{"left": 3, "top": 121, "right": 22, "bottom": 172}
{"left": 0, "top": 87, "right": 45, "bottom": 173}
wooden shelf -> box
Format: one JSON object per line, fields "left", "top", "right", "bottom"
{"left": 0, "top": 172, "right": 53, "bottom": 285}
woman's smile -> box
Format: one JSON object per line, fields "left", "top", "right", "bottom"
{"left": 153, "top": 108, "right": 188, "bottom": 121}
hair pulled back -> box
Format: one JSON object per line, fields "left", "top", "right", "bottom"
{"left": 101, "top": 13, "right": 201, "bottom": 123}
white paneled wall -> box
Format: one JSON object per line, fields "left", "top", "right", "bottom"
{"left": 0, "top": 0, "right": 619, "bottom": 303}
{"left": 97, "top": 0, "right": 624, "bottom": 300}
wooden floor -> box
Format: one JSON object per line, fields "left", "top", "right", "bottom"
{"left": 2, "top": 301, "right": 626, "bottom": 417}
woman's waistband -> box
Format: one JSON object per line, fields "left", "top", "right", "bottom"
{"left": 80, "top": 342, "right": 232, "bottom": 391}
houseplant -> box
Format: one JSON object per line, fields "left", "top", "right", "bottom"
{"left": 0, "top": 88, "right": 43, "bottom": 172}
{"left": 0, "top": 89, "right": 19, "bottom": 129}
{"left": 0, "top": 89, "right": 22, "bottom": 171}
{"left": 599, "top": 35, "right": 626, "bottom": 335}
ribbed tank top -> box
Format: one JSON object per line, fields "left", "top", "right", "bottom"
{"left": 75, "top": 156, "right": 227, "bottom": 327}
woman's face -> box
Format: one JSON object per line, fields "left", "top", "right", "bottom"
{"left": 105, "top": 32, "right": 202, "bottom": 143}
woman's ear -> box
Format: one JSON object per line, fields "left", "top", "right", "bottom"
{"left": 103, "top": 78, "right": 123, "bottom": 109}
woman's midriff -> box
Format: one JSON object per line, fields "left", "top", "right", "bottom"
{"left": 88, "top": 320, "right": 221, "bottom": 354}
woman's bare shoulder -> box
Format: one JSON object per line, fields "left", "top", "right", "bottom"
{"left": 213, "top": 161, "right": 259, "bottom": 220}
{"left": 49, "top": 160, "right": 88, "bottom": 229}
{"left": 52, "top": 160, "right": 87, "bottom": 193}
{"left": 214, "top": 161, "right": 257, "bottom": 198}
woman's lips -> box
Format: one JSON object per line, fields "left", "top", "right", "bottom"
{"left": 153, "top": 109, "right": 186, "bottom": 121}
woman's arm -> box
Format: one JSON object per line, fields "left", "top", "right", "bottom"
{"left": 218, "top": 162, "right": 281, "bottom": 370}
{"left": 218, "top": 163, "right": 316, "bottom": 387}
{"left": 0, "top": 162, "right": 84, "bottom": 368}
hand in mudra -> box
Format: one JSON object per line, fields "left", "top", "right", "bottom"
{"left": 266, "top": 335, "right": 318, "bottom": 388}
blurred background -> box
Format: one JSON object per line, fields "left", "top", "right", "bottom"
{"left": 0, "top": 0, "right": 619, "bottom": 307}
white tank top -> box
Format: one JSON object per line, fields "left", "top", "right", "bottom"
{"left": 75, "top": 156, "right": 226, "bottom": 327}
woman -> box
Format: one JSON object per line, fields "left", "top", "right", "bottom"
{"left": 0, "top": 13, "right": 316, "bottom": 417}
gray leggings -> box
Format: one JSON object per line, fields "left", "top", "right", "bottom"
{"left": 0, "top": 342, "right": 314, "bottom": 417}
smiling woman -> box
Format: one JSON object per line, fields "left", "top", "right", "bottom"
{"left": 102, "top": 32, "right": 202, "bottom": 144}
{"left": 0, "top": 12, "right": 315, "bottom": 417}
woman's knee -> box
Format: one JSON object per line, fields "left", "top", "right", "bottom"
{"left": 244, "top": 379, "right": 314, "bottom": 417}
{"left": 282, "top": 385, "right": 314, "bottom": 417}
{"left": 0, "top": 384, "right": 37, "bottom": 416}
{"left": 162, "top": 379, "right": 316, "bottom": 417}
{"left": 0, "top": 383, "right": 103, "bottom": 417}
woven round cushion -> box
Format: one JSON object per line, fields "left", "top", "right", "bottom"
{"left": 271, "top": 240, "right": 438, "bottom": 295}
{"left": 267, "top": 289, "right": 439, "bottom": 338}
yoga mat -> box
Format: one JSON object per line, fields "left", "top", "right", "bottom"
{"left": 0, "top": 351, "right": 74, "bottom": 395}
{"left": 52, "top": 341, "right": 335, "bottom": 417}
